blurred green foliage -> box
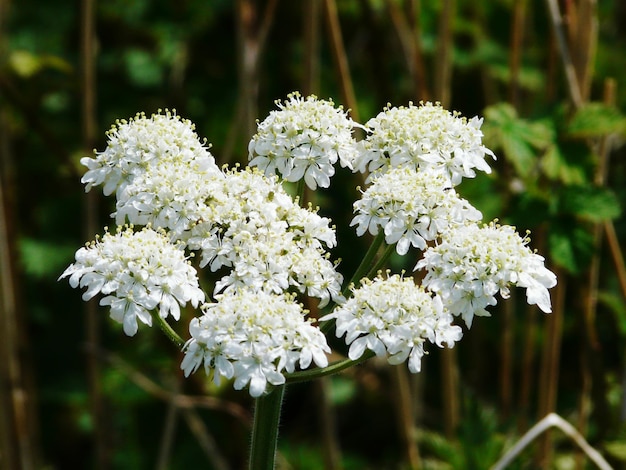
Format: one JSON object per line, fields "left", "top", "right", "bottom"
{"left": 2, "top": 0, "right": 626, "bottom": 469}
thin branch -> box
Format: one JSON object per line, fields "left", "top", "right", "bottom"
{"left": 88, "top": 347, "right": 251, "bottom": 424}
{"left": 544, "top": 0, "right": 584, "bottom": 108}
{"left": 386, "top": 0, "right": 429, "bottom": 101}
{"left": 151, "top": 311, "right": 185, "bottom": 348}
{"left": 303, "top": 0, "right": 321, "bottom": 96}
{"left": 223, "top": 0, "right": 279, "bottom": 162}
{"left": 181, "top": 408, "right": 231, "bottom": 470}
{"left": 323, "top": 0, "right": 360, "bottom": 122}
{"left": 517, "top": 305, "right": 537, "bottom": 433}
{"left": 566, "top": 0, "right": 598, "bottom": 102}
{"left": 441, "top": 347, "right": 459, "bottom": 437}
{"left": 499, "top": 290, "right": 514, "bottom": 419}
{"left": 155, "top": 400, "right": 179, "bottom": 470}
{"left": 433, "top": 0, "right": 455, "bottom": 107}
{"left": 508, "top": 0, "right": 527, "bottom": 107}
{"left": 391, "top": 365, "right": 421, "bottom": 468}
{"left": 80, "top": 0, "right": 108, "bottom": 468}
{"left": 316, "top": 378, "right": 342, "bottom": 470}
{"left": 536, "top": 267, "right": 566, "bottom": 465}
{"left": 407, "top": 0, "right": 430, "bottom": 100}
{"left": 491, "top": 413, "right": 612, "bottom": 470}
{"left": 0, "top": 126, "right": 38, "bottom": 470}
{"left": 605, "top": 220, "right": 626, "bottom": 300}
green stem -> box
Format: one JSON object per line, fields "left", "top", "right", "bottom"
{"left": 249, "top": 384, "right": 286, "bottom": 470}
{"left": 320, "top": 232, "right": 386, "bottom": 334}
{"left": 366, "top": 242, "right": 396, "bottom": 279}
{"left": 344, "top": 231, "right": 385, "bottom": 296}
{"left": 150, "top": 311, "right": 185, "bottom": 348}
{"left": 295, "top": 178, "right": 306, "bottom": 205}
{"left": 285, "top": 350, "right": 375, "bottom": 384}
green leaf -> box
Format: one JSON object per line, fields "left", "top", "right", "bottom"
{"left": 604, "top": 441, "right": 626, "bottom": 461}
{"left": 8, "top": 50, "right": 72, "bottom": 78}
{"left": 124, "top": 48, "right": 163, "bottom": 87}
{"left": 559, "top": 186, "right": 622, "bottom": 222}
{"left": 19, "top": 238, "right": 76, "bottom": 279}
{"left": 329, "top": 376, "right": 357, "bottom": 406}
{"left": 540, "top": 144, "right": 587, "bottom": 185}
{"left": 567, "top": 102, "right": 626, "bottom": 138}
{"left": 598, "top": 291, "right": 626, "bottom": 336}
{"left": 483, "top": 104, "right": 555, "bottom": 178}
{"left": 548, "top": 224, "right": 594, "bottom": 273}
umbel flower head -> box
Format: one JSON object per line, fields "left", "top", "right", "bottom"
{"left": 351, "top": 167, "right": 482, "bottom": 255}
{"left": 355, "top": 101, "right": 495, "bottom": 185}
{"left": 80, "top": 110, "right": 222, "bottom": 239}
{"left": 415, "top": 222, "right": 557, "bottom": 327}
{"left": 321, "top": 273, "right": 462, "bottom": 373}
{"left": 181, "top": 290, "right": 330, "bottom": 397}
{"left": 248, "top": 92, "right": 360, "bottom": 189}
{"left": 186, "top": 167, "right": 344, "bottom": 307}
{"left": 81, "top": 109, "right": 219, "bottom": 199}
{"left": 59, "top": 226, "right": 205, "bottom": 336}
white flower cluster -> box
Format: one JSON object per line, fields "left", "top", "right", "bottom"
{"left": 186, "top": 167, "right": 343, "bottom": 307}
{"left": 61, "top": 94, "right": 558, "bottom": 396}
{"left": 322, "top": 274, "right": 462, "bottom": 373}
{"left": 59, "top": 226, "right": 205, "bottom": 336}
{"left": 80, "top": 110, "right": 222, "bottom": 238}
{"left": 351, "top": 167, "right": 482, "bottom": 255}
{"left": 248, "top": 92, "right": 360, "bottom": 189}
{"left": 415, "top": 223, "right": 558, "bottom": 327}
{"left": 355, "top": 102, "right": 495, "bottom": 185}
{"left": 181, "top": 290, "right": 330, "bottom": 397}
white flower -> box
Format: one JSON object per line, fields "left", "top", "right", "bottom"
{"left": 321, "top": 273, "right": 462, "bottom": 373}
{"left": 185, "top": 168, "right": 344, "bottom": 306}
{"left": 80, "top": 110, "right": 222, "bottom": 239}
{"left": 81, "top": 110, "right": 218, "bottom": 197}
{"left": 415, "top": 222, "right": 557, "bottom": 327}
{"left": 114, "top": 159, "right": 224, "bottom": 239}
{"left": 356, "top": 102, "right": 495, "bottom": 185}
{"left": 351, "top": 167, "right": 482, "bottom": 254}
{"left": 181, "top": 291, "right": 330, "bottom": 397}
{"left": 248, "top": 92, "right": 360, "bottom": 189}
{"left": 59, "top": 226, "right": 205, "bottom": 336}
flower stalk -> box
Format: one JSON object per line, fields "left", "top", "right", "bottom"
{"left": 249, "top": 384, "right": 286, "bottom": 470}
{"left": 151, "top": 311, "right": 184, "bottom": 348}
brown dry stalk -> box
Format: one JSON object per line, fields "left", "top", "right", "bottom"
{"left": 433, "top": 0, "right": 455, "bottom": 108}
{"left": 303, "top": 0, "right": 321, "bottom": 96}
{"left": 91, "top": 347, "right": 252, "bottom": 424}
{"left": 181, "top": 408, "right": 231, "bottom": 470}
{"left": 509, "top": 0, "right": 528, "bottom": 107}
{"left": 441, "top": 347, "right": 459, "bottom": 438}
{"left": 323, "top": 0, "right": 360, "bottom": 122}
{"left": 499, "top": 292, "right": 515, "bottom": 420}
{"left": 80, "top": 0, "right": 109, "bottom": 468}
{"left": 224, "top": 0, "right": 279, "bottom": 162}
{"left": 385, "top": 0, "right": 429, "bottom": 101}
{"left": 0, "top": 156, "right": 38, "bottom": 470}
{"left": 536, "top": 268, "right": 566, "bottom": 466}
{"left": 391, "top": 365, "right": 421, "bottom": 469}
{"left": 544, "top": 0, "right": 584, "bottom": 108}
{"left": 517, "top": 305, "right": 537, "bottom": 433}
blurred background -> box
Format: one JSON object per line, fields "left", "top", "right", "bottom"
{"left": 1, "top": 0, "right": 626, "bottom": 468}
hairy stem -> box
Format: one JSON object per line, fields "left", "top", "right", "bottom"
{"left": 285, "top": 351, "right": 375, "bottom": 384}
{"left": 151, "top": 311, "right": 185, "bottom": 349}
{"left": 320, "top": 232, "right": 385, "bottom": 334}
{"left": 249, "top": 385, "right": 286, "bottom": 470}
